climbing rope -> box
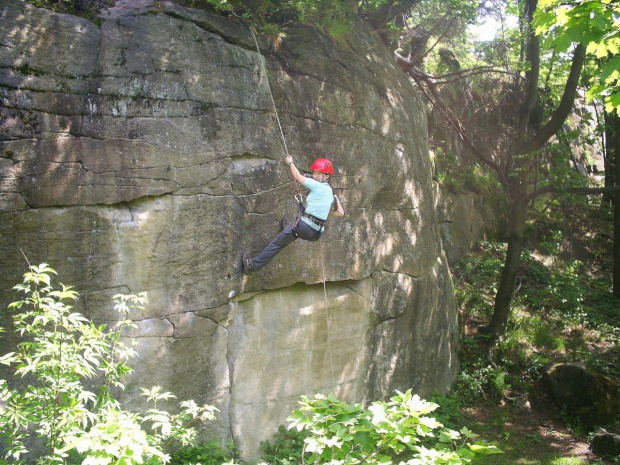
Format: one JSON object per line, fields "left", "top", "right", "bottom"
{"left": 249, "top": 27, "right": 302, "bottom": 201}
{"left": 250, "top": 26, "right": 337, "bottom": 395}
{"left": 320, "top": 238, "right": 337, "bottom": 393}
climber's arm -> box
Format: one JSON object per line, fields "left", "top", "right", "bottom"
{"left": 285, "top": 156, "right": 307, "bottom": 186}
{"left": 330, "top": 195, "right": 344, "bottom": 217}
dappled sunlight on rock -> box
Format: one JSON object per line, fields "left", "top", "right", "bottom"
{"left": 0, "top": 1, "right": 459, "bottom": 461}
{"left": 397, "top": 272, "right": 414, "bottom": 295}
{"left": 297, "top": 303, "right": 320, "bottom": 316}
{"left": 378, "top": 236, "right": 395, "bottom": 259}
{"left": 228, "top": 280, "right": 374, "bottom": 450}
{"left": 381, "top": 111, "right": 392, "bottom": 135}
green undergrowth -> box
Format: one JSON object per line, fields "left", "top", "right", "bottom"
{"left": 1, "top": 265, "right": 502, "bottom": 465}
{"left": 453, "top": 239, "right": 620, "bottom": 402}
{"left": 169, "top": 440, "right": 238, "bottom": 465}
{"left": 176, "top": 0, "right": 361, "bottom": 44}
{"left": 260, "top": 425, "right": 308, "bottom": 465}
{"left": 445, "top": 198, "right": 620, "bottom": 463}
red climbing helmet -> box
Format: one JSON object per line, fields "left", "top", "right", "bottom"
{"left": 311, "top": 158, "right": 334, "bottom": 175}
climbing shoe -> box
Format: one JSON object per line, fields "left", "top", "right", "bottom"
{"left": 280, "top": 217, "right": 289, "bottom": 231}
{"left": 242, "top": 250, "right": 255, "bottom": 275}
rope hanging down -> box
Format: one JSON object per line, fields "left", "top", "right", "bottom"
{"left": 249, "top": 28, "right": 300, "bottom": 194}
{"left": 320, "top": 238, "right": 337, "bottom": 392}
{"left": 250, "top": 27, "right": 337, "bottom": 394}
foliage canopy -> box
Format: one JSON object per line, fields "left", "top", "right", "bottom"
{"left": 534, "top": 0, "right": 620, "bottom": 114}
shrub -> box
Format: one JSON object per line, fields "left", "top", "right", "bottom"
{"left": 287, "top": 390, "right": 502, "bottom": 464}
{"left": 169, "top": 440, "right": 237, "bottom": 465}
{"left": 0, "top": 264, "right": 217, "bottom": 465}
{"left": 260, "top": 425, "right": 308, "bottom": 465}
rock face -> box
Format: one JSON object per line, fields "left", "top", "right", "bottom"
{"left": 0, "top": 0, "right": 459, "bottom": 458}
{"left": 591, "top": 430, "right": 620, "bottom": 457}
{"left": 434, "top": 185, "right": 502, "bottom": 265}
{"left": 544, "top": 363, "right": 620, "bottom": 428}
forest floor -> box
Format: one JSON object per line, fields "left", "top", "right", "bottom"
{"left": 457, "top": 321, "right": 618, "bottom": 465}
{"left": 462, "top": 376, "right": 607, "bottom": 464}
{"left": 449, "top": 197, "right": 620, "bottom": 464}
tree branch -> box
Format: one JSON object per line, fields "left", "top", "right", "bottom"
{"left": 408, "top": 71, "right": 508, "bottom": 186}
{"left": 523, "top": 182, "right": 620, "bottom": 204}
{"left": 517, "top": 44, "right": 587, "bottom": 155}
{"left": 516, "top": 0, "right": 540, "bottom": 143}
{"left": 394, "top": 51, "right": 517, "bottom": 84}
{"left": 433, "top": 67, "right": 519, "bottom": 84}
{"left": 409, "top": 15, "right": 455, "bottom": 64}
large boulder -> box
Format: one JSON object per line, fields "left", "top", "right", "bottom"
{"left": 544, "top": 363, "right": 620, "bottom": 428}
{"left": 590, "top": 430, "right": 620, "bottom": 458}
{"left": 0, "top": 0, "right": 459, "bottom": 458}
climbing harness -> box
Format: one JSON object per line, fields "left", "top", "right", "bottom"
{"left": 249, "top": 27, "right": 337, "bottom": 394}
{"left": 292, "top": 193, "right": 306, "bottom": 237}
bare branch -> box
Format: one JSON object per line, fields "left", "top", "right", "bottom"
{"left": 394, "top": 51, "right": 517, "bottom": 84}
{"left": 411, "top": 15, "right": 455, "bottom": 64}
{"left": 517, "top": 44, "right": 587, "bottom": 155}
{"left": 408, "top": 70, "right": 507, "bottom": 186}
{"left": 523, "top": 182, "right": 620, "bottom": 203}
{"left": 433, "top": 67, "right": 519, "bottom": 84}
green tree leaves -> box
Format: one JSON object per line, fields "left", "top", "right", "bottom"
{"left": 534, "top": 0, "right": 620, "bottom": 113}
{"left": 0, "top": 265, "right": 216, "bottom": 465}
{"left": 287, "top": 390, "right": 502, "bottom": 464}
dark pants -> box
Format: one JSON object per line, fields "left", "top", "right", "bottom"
{"left": 252, "top": 219, "right": 323, "bottom": 271}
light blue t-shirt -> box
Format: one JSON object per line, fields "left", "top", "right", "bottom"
{"left": 302, "top": 178, "right": 334, "bottom": 230}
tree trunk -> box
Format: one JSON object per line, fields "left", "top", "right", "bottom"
{"left": 601, "top": 109, "right": 614, "bottom": 207}
{"left": 483, "top": 198, "right": 528, "bottom": 340}
{"left": 609, "top": 112, "right": 620, "bottom": 296}
{"left": 481, "top": 0, "right": 584, "bottom": 343}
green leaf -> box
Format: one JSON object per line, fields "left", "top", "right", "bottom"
{"left": 600, "top": 57, "right": 620, "bottom": 81}
{"left": 0, "top": 352, "right": 17, "bottom": 366}
{"left": 605, "top": 91, "right": 620, "bottom": 113}
{"left": 353, "top": 430, "right": 374, "bottom": 450}
{"left": 533, "top": 10, "right": 556, "bottom": 32}
{"left": 439, "top": 428, "right": 461, "bottom": 442}
{"left": 470, "top": 442, "right": 504, "bottom": 455}
{"left": 460, "top": 426, "right": 479, "bottom": 439}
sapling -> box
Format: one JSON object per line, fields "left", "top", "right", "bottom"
{"left": 0, "top": 264, "right": 217, "bottom": 465}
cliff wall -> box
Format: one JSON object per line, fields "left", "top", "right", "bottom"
{"left": 0, "top": 1, "right": 459, "bottom": 458}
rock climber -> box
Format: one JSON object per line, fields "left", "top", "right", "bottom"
{"left": 242, "top": 155, "right": 345, "bottom": 275}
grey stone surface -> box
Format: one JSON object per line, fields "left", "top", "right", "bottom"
{"left": 434, "top": 183, "right": 503, "bottom": 265}
{"left": 590, "top": 430, "right": 620, "bottom": 457}
{"left": 0, "top": 0, "right": 460, "bottom": 459}
{"left": 544, "top": 362, "right": 620, "bottom": 428}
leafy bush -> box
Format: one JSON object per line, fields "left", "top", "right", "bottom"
{"left": 260, "top": 425, "right": 308, "bottom": 465}
{"left": 455, "top": 365, "right": 507, "bottom": 404}
{"left": 287, "top": 390, "right": 502, "bottom": 464}
{"left": 429, "top": 393, "right": 464, "bottom": 430}
{"left": 0, "top": 264, "right": 217, "bottom": 465}
{"left": 169, "top": 440, "right": 237, "bottom": 465}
